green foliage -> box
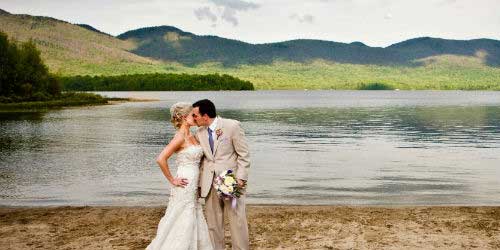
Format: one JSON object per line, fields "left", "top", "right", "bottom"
{"left": 0, "top": 92, "right": 107, "bottom": 110}
{"left": 58, "top": 91, "right": 107, "bottom": 102}
{"left": 177, "top": 60, "right": 500, "bottom": 90}
{"left": 357, "top": 83, "right": 394, "bottom": 90}
{"left": 59, "top": 73, "right": 255, "bottom": 91}
{"left": 43, "top": 57, "right": 500, "bottom": 91}
{"left": 0, "top": 31, "right": 62, "bottom": 102}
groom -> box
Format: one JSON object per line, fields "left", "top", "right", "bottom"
{"left": 192, "top": 99, "right": 250, "bottom": 250}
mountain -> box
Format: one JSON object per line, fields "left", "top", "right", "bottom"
{"left": 388, "top": 37, "right": 500, "bottom": 66}
{"left": 118, "top": 25, "right": 500, "bottom": 67}
{"left": 2, "top": 7, "right": 498, "bottom": 70}
{"left": 0, "top": 7, "right": 498, "bottom": 91}
{"left": 76, "top": 24, "right": 113, "bottom": 37}
{"left": 0, "top": 9, "right": 157, "bottom": 75}
{"left": 118, "top": 26, "right": 265, "bottom": 66}
{"left": 117, "top": 26, "right": 405, "bottom": 66}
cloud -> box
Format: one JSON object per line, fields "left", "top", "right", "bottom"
{"left": 194, "top": 0, "right": 259, "bottom": 27}
{"left": 439, "top": 0, "right": 458, "bottom": 5}
{"left": 209, "top": 0, "right": 259, "bottom": 11}
{"left": 290, "top": 13, "right": 315, "bottom": 24}
{"left": 318, "top": 0, "right": 354, "bottom": 3}
{"left": 384, "top": 13, "right": 393, "bottom": 20}
{"left": 194, "top": 6, "right": 217, "bottom": 23}
{"left": 221, "top": 7, "right": 239, "bottom": 26}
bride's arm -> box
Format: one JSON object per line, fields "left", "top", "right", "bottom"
{"left": 156, "top": 133, "right": 189, "bottom": 187}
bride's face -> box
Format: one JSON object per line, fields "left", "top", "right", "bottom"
{"left": 185, "top": 110, "right": 196, "bottom": 127}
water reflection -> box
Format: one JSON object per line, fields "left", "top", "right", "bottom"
{"left": 222, "top": 105, "right": 500, "bottom": 148}
{"left": 1, "top": 91, "right": 500, "bottom": 206}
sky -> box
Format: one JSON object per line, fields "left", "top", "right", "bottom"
{"left": 1, "top": 0, "right": 499, "bottom": 47}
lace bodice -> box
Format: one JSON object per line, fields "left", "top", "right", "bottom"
{"left": 175, "top": 144, "right": 204, "bottom": 168}
{"left": 168, "top": 144, "right": 203, "bottom": 208}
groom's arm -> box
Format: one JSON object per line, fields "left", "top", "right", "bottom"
{"left": 232, "top": 121, "right": 250, "bottom": 181}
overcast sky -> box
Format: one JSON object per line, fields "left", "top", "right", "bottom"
{"left": 1, "top": 0, "right": 499, "bottom": 47}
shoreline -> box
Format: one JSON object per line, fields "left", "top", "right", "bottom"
{"left": 3, "top": 203, "right": 500, "bottom": 208}
{"left": 105, "top": 97, "right": 160, "bottom": 104}
{"left": 0, "top": 96, "right": 160, "bottom": 111}
{"left": 1, "top": 205, "right": 498, "bottom": 249}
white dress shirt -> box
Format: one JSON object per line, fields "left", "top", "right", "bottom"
{"left": 208, "top": 116, "right": 219, "bottom": 140}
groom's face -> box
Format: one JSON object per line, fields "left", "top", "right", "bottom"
{"left": 192, "top": 107, "right": 209, "bottom": 127}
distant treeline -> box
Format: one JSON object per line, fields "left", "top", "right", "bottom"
{"left": 0, "top": 31, "right": 61, "bottom": 103}
{"left": 60, "top": 73, "right": 255, "bottom": 91}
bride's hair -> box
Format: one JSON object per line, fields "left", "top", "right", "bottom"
{"left": 170, "top": 102, "right": 193, "bottom": 129}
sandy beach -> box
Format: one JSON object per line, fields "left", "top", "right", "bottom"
{"left": 0, "top": 205, "right": 499, "bottom": 249}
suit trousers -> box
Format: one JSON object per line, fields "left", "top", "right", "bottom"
{"left": 205, "top": 185, "right": 249, "bottom": 250}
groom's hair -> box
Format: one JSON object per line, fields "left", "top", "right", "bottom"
{"left": 193, "top": 99, "right": 217, "bottom": 118}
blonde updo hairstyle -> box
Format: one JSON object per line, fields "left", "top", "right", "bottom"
{"left": 170, "top": 102, "right": 193, "bottom": 129}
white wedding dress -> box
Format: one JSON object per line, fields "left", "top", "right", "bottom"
{"left": 146, "top": 144, "right": 213, "bottom": 250}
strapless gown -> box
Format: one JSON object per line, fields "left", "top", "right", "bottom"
{"left": 146, "top": 145, "right": 213, "bottom": 250}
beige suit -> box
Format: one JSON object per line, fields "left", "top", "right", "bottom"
{"left": 196, "top": 117, "right": 250, "bottom": 250}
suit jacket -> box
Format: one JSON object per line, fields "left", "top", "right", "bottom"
{"left": 195, "top": 117, "right": 250, "bottom": 198}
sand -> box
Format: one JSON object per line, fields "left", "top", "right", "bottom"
{"left": 0, "top": 205, "right": 499, "bottom": 250}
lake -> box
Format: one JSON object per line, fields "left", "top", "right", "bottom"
{"left": 1, "top": 90, "right": 499, "bottom": 206}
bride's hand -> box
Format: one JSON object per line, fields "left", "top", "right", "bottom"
{"left": 171, "top": 177, "right": 189, "bottom": 187}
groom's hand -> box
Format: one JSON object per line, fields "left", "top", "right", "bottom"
{"left": 237, "top": 179, "right": 247, "bottom": 189}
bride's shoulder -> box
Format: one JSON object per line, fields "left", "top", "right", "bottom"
{"left": 171, "top": 131, "right": 187, "bottom": 142}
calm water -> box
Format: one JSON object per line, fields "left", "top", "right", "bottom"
{"left": 1, "top": 91, "right": 499, "bottom": 206}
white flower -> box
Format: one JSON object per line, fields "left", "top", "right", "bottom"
{"left": 224, "top": 176, "right": 235, "bottom": 186}
{"left": 220, "top": 185, "right": 230, "bottom": 194}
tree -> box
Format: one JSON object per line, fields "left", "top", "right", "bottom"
{"left": 0, "top": 31, "right": 61, "bottom": 102}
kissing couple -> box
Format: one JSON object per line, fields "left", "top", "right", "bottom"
{"left": 146, "top": 99, "right": 251, "bottom": 250}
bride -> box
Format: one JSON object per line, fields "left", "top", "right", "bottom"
{"left": 146, "top": 102, "right": 213, "bottom": 250}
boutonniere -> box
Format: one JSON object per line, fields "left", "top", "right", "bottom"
{"left": 215, "top": 128, "right": 223, "bottom": 139}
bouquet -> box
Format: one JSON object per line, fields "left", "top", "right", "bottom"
{"left": 213, "top": 170, "right": 242, "bottom": 208}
